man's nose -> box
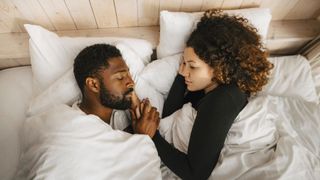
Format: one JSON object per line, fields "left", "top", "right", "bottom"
{"left": 126, "top": 75, "right": 134, "bottom": 88}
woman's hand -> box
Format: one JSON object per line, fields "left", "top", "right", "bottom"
{"left": 130, "top": 99, "right": 160, "bottom": 138}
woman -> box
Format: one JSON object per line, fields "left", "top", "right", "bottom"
{"left": 131, "top": 9, "right": 273, "bottom": 180}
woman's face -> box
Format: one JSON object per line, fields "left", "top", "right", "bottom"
{"left": 179, "top": 47, "right": 216, "bottom": 93}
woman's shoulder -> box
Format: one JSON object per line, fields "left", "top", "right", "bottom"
{"left": 199, "top": 83, "right": 248, "bottom": 109}
{"left": 220, "top": 83, "right": 247, "bottom": 96}
{"left": 211, "top": 83, "right": 246, "bottom": 97}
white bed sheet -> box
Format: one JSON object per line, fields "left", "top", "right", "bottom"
{"left": 0, "top": 66, "right": 33, "bottom": 180}
{"left": 310, "top": 56, "right": 320, "bottom": 101}
{"left": 159, "top": 95, "right": 320, "bottom": 179}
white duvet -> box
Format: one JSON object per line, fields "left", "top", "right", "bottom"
{"left": 14, "top": 54, "right": 320, "bottom": 180}
{"left": 136, "top": 54, "right": 320, "bottom": 180}
{"left": 159, "top": 95, "right": 320, "bottom": 179}
{"left": 15, "top": 103, "right": 161, "bottom": 180}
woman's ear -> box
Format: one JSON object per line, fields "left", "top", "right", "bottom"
{"left": 85, "top": 77, "right": 100, "bottom": 93}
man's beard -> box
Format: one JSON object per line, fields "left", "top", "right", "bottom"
{"left": 99, "top": 80, "right": 133, "bottom": 110}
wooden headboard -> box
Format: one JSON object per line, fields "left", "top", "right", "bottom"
{"left": 1, "top": 0, "right": 320, "bottom": 69}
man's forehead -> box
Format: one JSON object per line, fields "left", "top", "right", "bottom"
{"left": 106, "top": 57, "right": 129, "bottom": 73}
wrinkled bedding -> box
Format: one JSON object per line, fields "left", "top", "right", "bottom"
{"left": 159, "top": 96, "right": 320, "bottom": 179}
{"left": 15, "top": 103, "right": 162, "bottom": 180}
{"left": 2, "top": 54, "right": 320, "bottom": 180}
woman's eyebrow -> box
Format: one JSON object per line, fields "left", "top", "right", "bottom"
{"left": 186, "top": 60, "right": 196, "bottom": 63}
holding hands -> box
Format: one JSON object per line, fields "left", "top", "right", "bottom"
{"left": 130, "top": 92, "right": 160, "bottom": 138}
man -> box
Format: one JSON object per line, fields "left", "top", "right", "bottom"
{"left": 15, "top": 44, "right": 161, "bottom": 180}
{"left": 73, "top": 43, "right": 159, "bottom": 133}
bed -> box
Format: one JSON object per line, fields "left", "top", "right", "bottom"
{"left": 1, "top": 3, "right": 320, "bottom": 180}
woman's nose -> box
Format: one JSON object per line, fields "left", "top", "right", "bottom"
{"left": 179, "top": 63, "right": 188, "bottom": 77}
{"left": 181, "top": 66, "right": 189, "bottom": 78}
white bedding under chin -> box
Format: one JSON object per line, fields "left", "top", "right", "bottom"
{"left": 15, "top": 103, "right": 161, "bottom": 180}
{"left": 159, "top": 95, "right": 320, "bottom": 179}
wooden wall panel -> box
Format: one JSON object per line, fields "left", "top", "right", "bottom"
{"left": 180, "top": 0, "right": 203, "bottom": 12}
{"left": 240, "top": 0, "right": 261, "bottom": 8}
{"left": 159, "top": 0, "right": 182, "bottom": 12}
{"left": 12, "top": 0, "right": 55, "bottom": 31}
{"left": 0, "top": 32, "right": 29, "bottom": 60}
{"left": 38, "top": 0, "right": 76, "bottom": 30}
{"left": 64, "top": 0, "right": 97, "bottom": 29}
{"left": 285, "top": 0, "right": 320, "bottom": 20}
{"left": 0, "top": 0, "right": 320, "bottom": 33}
{"left": 114, "top": 0, "right": 138, "bottom": 27}
{"left": 221, "top": 0, "right": 243, "bottom": 9}
{"left": 1, "top": 20, "right": 320, "bottom": 69}
{"left": 0, "top": 0, "right": 24, "bottom": 33}
{"left": 260, "top": 0, "right": 300, "bottom": 20}
{"left": 90, "top": 0, "right": 118, "bottom": 28}
{"left": 138, "top": 0, "right": 160, "bottom": 26}
{"left": 201, "top": 0, "right": 224, "bottom": 11}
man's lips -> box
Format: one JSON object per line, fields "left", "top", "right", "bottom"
{"left": 125, "top": 89, "right": 133, "bottom": 98}
{"left": 126, "top": 91, "right": 133, "bottom": 96}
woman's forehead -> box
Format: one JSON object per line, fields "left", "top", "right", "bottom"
{"left": 183, "top": 48, "right": 202, "bottom": 63}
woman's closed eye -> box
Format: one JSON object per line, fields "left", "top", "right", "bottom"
{"left": 187, "top": 63, "right": 198, "bottom": 70}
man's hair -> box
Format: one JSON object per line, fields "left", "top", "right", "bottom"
{"left": 187, "top": 9, "right": 273, "bottom": 95}
{"left": 73, "top": 44, "right": 122, "bottom": 93}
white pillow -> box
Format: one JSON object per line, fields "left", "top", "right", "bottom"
{"left": 260, "top": 55, "right": 319, "bottom": 104}
{"left": 25, "top": 24, "right": 153, "bottom": 96}
{"left": 138, "top": 54, "right": 318, "bottom": 104}
{"left": 27, "top": 68, "right": 165, "bottom": 117}
{"left": 157, "top": 8, "right": 272, "bottom": 59}
{"left": 27, "top": 68, "right": 79, "bottom": 116}
{"left": 139, "top": 54, "right": 181, "bottom": 95}
{"left": 27, "top": 42, "right": 148, "bottom": 116}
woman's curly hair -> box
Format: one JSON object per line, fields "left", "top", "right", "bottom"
{"left": 187, "top": 9, "right": 273, "bottom": 95}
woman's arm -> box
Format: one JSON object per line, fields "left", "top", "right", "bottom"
{"left": 153, "top": 85, "right": 247, "bottom": 179}
{"left": 162, "top": 74, "right": 187, "bottom": 118}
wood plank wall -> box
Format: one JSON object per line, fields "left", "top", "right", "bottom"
{"left": 1, "top": 0, "right": 320, "bottom": 33}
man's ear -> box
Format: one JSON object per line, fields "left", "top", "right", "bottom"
{"left": 85, "top": 77, "right": 100, "bottom": 93}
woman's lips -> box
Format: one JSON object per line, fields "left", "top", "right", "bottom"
{"left": 185, "top": 80, "right": 192, "bottom": 84}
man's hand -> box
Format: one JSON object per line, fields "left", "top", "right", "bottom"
{"left": 130, "top": 91, "right": 141, "bottom": 119}
{"left": 130, "top": 99, "right": 160, "bottom": 138}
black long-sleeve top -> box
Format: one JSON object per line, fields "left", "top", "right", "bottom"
{"left": 152, "top": 74, "right": 248, "bottom": 180}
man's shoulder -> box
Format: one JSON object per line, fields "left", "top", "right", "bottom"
{"left": 37, "top": 103, "right": 81, "bottom": 119}
{"left": 24, "top": 103, "right": 84, "bottom": 131}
